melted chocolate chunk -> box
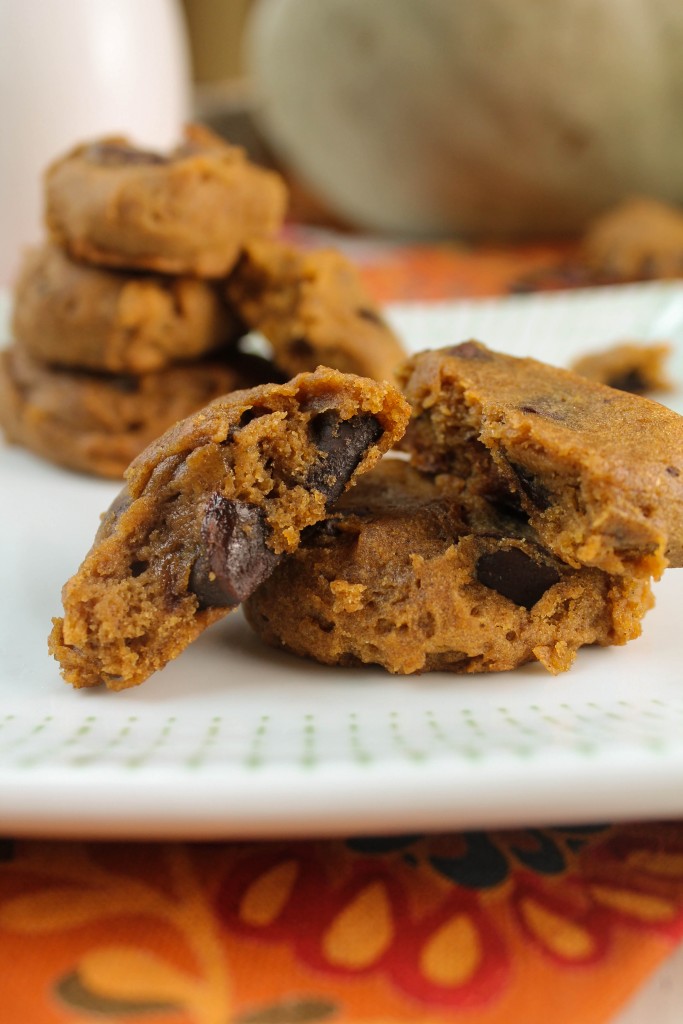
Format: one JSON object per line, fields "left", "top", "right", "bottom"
{"left": 189, "top": 495, "right": 280, "bottom": 609}
{"left": 475, "top": 547, "right": 561, "bottom": 609}
{"left": 87, "top": 142, "right": 168, "bottom": 167}
{"left": 307, "top": 412, "right": 382, "bottom": 504}
{"left": 508, "top": 462, "right": 552, "bottom": 511}
{"left": 666, "top": 465, "right": 680, "bottom": 477}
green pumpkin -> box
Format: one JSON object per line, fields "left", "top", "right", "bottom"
{"left": 247, "top": 0, "right": 683, "bottom": 238}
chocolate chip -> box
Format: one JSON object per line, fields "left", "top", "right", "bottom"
{"left": 87, "top": 142, "right": 167, "bottom": 166}
{"left": 666, "top": 465, "right": 681, "bottom": 477}
{"left": 517, "top": 398, "right": 567, "bottom": 422}
{"left": 189, "top": 494, "right": 280, "bottom": 609}
{"left": 475, "top": 547, "right": 561, "bottom": 609}
{"left": 307, "top": 412, "right": 382, "bottom": 504}
{"left": 508, "top": 462, "right": 552, "bottom": 511}
{"left": 238, "top": 405, "right": 270, "bottom": 428}
{"left": 606, "top": 369, "right": 648, "bottom": 394}
{"left": 445, "top": 341, "right": 491, "bottom": 360}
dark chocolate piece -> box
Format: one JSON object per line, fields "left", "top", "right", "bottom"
{"left": 507, "top": 462, "right": 552, "bottom": 512}
{"left": 189, "top": 494, "right": 280, "bottom": 609}
{"left": 475, "top": 547, "right": 561, "bottom": 609}
{"left": 307, "top": 412, "right": 382, "bottom": 504}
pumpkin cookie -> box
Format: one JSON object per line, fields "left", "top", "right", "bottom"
{"left": 226, "top": 239, "right": 406, "bottom": 381}
{"left": 12, "top": 243, "right": 242, "bottom": 373}
{"left": 581, "top": 197, "right": 683, "bottom": 280}
{"left": 48, "top": 368, "right": 410, "bottom": 689}
{"left": 571, "top": 341, "right": 673, "bottom": 395}
{"left": 245, "top": 460, "right": 653, "bottom": 675}
{"left": 44, "top": 124, "right": 288, "bottom": 277}
{"left": 398, "top": 341, "right": 683, "bottom": 578}
{"left": 0, "top": 344, "right": 279, "bottom": 479}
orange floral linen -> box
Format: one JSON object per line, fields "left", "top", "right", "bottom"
{"left": 0, "top": 826, "right": 683, "bottom": 1023}
{"left": 3, "top": 238, "right": 682, "bottom": 1024}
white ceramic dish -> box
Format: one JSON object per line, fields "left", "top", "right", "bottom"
{"left": 2, "top": 282, "right": 683, "bottom": 839}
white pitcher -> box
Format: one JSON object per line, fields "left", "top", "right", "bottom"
{"left": 0, "top": 0, "right": 192, "bottom": 285}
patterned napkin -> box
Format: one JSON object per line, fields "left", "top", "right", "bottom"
{"left": 0, "top": 827, "right": 682, "bottom": 1022}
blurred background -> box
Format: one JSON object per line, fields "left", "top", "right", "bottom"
{"left": 182, "top": 0, "right": 352, "bottom": 230}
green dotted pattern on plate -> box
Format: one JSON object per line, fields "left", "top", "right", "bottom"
{"left": 0, "top": 699, "right": 681, "bottom": 772}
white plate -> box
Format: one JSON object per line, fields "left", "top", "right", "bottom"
{"left": 3, "top": 282, "right": 683, "bottom": 840}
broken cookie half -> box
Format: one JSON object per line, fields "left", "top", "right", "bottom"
{"left": 49, "top": 367, "right": 410, "bottom": 689}
{"left": 398, "top": 341, "right": 683, "bottom": 579}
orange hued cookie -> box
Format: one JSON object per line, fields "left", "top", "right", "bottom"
{"left": 245, "top": 460, "right": 653, "bottom": 675}
{"left": 398, "top": 341, "right": 683, "bottom": 578}
{"left": 571, "top": 340, "right": 672, "bottom": 395}
{"left": 0, "top": 345, "right": 278, "bottom": 479}
{"left": 12, "top": 243, "right": 240, "bottom": 373}
{"left": 44, "top": 125, "right": 287, "bottom": 277}
{"left": 49, "top": 368, "right": 410, "bottom": 690}
{"left": 227, "top": 239, "right": 406, "bottom": 381}
{"left": 581, "top": 197, "right": 683, "bottom": 280}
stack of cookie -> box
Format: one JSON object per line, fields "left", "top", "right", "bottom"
{"left": 0, "top": 125, "right": 407, "bottom": 478}
{"left": 0, "top": 125, "right": 288, "bottom": 478}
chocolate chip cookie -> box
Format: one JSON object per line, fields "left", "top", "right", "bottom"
{"left": 12, "top": 243, "right": 242, "bottom": 373}
{"left": 0, "top": 344, "right": 279, "bottom": 478}
{"left": 44, "top": 124, "right": 288, "bottom": 277}
{"left": 570, "top": 341, "right": 672, "bottom": 395}
{"left": 398, "top": 341, "right": 683, "bottom": 578}
{"left": 581, "top": 197, "right": 683, "bottom": 280}
{"left": 244, "top": 460, "right": 654, "bottom": 675}
{"left": 226, "top": 239, "right": 406, "bottom": 381}
{"left": 48, "top": 368, "right": 410, "bottom": 689}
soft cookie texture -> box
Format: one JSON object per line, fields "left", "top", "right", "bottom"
{"left": 44, "top": 124, "right": 288, "bottom": 277}
{"left": 12, "top": 243, "right": 241, "bottom": 373}
{"left": 48, "top": 368, "right": 410, "bottom": 689}
{"left": 398, "top": 341, "right": 683, "bottom": 578}
{"left": 244, "top": 460, "right": 653, "bottom": 675}
{"left": 0, "top": 345, "right": 278, "bottom": 479}
{"left": 226, "top": 239, "right": 406, "bottom": 381}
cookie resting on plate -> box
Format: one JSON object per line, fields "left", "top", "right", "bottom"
{"left": 580, "top": 197, "right": 683, "bottom": 281}
{"left": 398, "top": 341, "right": 683, "bottom": 579}
{"left": 244, "top": 460, "right": 654, "bottom": 675}
{"left": 48, "top": 367, "right": 410, "bottom": 690}
{"left": 570, "top": 340, "right": 672, "bottom": 396}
